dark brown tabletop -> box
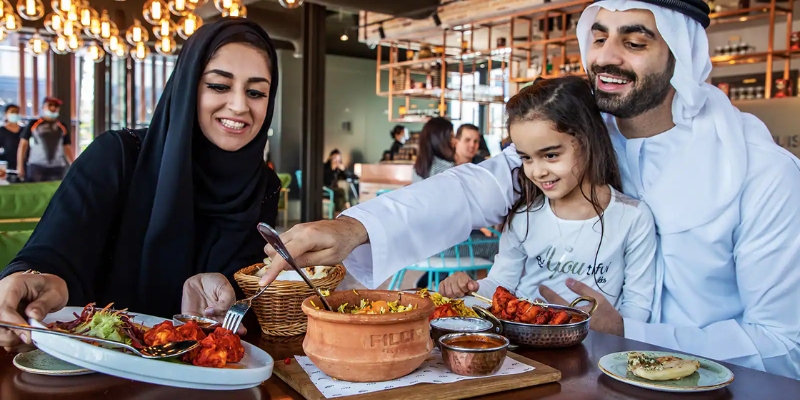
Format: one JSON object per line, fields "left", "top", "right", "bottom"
{"left": 1, "top": 330, "right": 797, "bottom": 400}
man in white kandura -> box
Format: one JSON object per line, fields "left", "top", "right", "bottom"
{"left": 262, "top": 0, "right": 800, "bottom": 379}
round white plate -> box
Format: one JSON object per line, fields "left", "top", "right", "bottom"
{"left": 598, "top": 351, "right": 734, "bottom": 393}
{"left": 30, "top": 307, "right": 274, "bottom": 390}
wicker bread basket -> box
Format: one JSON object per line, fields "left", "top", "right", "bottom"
{"left": 234, "top": 263, "right": 346, "bottom": 337}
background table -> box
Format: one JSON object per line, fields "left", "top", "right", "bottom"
{"left": 1, "top": 330, "right": 797, "bottom": 400}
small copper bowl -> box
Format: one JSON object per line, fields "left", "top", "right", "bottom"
{"left": 172, "top": 314, "right": 221, "bottom": 334}
{"left": 430, "top": 317, "right": 495, "bottom": 349}
{"left": 438, "top": 332, "right": 509, "bottom": 377}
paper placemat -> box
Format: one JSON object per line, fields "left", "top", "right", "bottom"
{"left": 295, "top": 349, "right": 535, "bottom": 398}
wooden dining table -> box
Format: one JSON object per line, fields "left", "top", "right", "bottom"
{"left": 1, "top": 330, "right": 797, "bottom": 400}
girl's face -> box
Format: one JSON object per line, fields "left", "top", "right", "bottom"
{"left": 197, "top": 43, "right": 272, "bottom": 152}
{"left": 510, "top": 119, "right": 583, "bottom": 202}
{"left": 455, "top": 128, "right": 481, "bottom": 160}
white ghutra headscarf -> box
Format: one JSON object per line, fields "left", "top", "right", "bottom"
{"left": 575, "top": 0, "right": 790, "bottom": 234}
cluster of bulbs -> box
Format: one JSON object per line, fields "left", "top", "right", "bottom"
{"left": 0, "top": 0, "right": 207, "bottom": 63}
{"left": 139, "top": 0, "right": 209, "bottom": 61}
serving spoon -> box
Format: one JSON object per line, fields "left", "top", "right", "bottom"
{"left": 0, "top": 321, "right": 198, "bottom": 359}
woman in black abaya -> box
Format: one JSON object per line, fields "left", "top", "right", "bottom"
{"left": 0, "top": 18, "right": 281, "bottom": 349}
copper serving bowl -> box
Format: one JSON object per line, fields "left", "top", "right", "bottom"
{"left": 472, "top": 296, "right": 598, "bottom": 348}
{"left": 438, "top": 332, "right": 509, "bottom": 376}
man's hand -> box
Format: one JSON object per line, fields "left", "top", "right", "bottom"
{"left": 438, "top": 272, "right": 479, "bottom": 298}
{"left": 181, "top": 273, "right": 246, "bottom": 335}
{"left": 539, "top": 278, "right": 624, "bottom": 336}
{"left": 0, "top": 273, "right": 68, "bottom": 351}
{"left": 259, "top": 216, "right": 368, "bottom": 286}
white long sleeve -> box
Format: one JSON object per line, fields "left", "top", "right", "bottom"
{"left": 624, "top": 151, "right": 800, "bottom": 379}
{"left": 474, "top": 224, "right": 527, "bottom": 299}
{"left": 340, "top": 145, "right": 521, "bottom": 288}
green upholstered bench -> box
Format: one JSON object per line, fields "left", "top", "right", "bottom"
{"left": 0, "top": 181, "right": 62, "bottom": 270}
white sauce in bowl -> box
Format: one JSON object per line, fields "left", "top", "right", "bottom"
{"left": 431, "top": 317, "right": 493, "bottom": 332}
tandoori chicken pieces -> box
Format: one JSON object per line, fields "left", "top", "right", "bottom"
{"left": 489, "top": 286, "right": 582, "bottom": 325}
{"left": 143, "top": 320, "right": 245, "bottom": 368}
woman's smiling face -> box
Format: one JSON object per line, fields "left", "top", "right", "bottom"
{"left": 197, "top": 42, "right": 272, "bottom": 151}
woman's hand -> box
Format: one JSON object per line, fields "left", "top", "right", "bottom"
{"left": 438, "top": 272, "right": 479, "bottom": 299}
{"left": 181, "top": 273, "right": 246, "bottom": 335}
{"left": 259, "top": 216, "right": 368, "bottom": 286}
{"left": 0, "top": 273, "right": 68, "bottom": 350}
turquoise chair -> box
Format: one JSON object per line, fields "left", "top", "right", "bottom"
{"left": 295, "top": 170, "right": 334, "bottom": 220}
{"left": 387, "top": 228, "right": 502, "bottom": 291}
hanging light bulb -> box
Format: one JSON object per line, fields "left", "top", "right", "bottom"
{"left": 84, "top": 41, "right": 105, "bottom": 63}
{"left": 213, "top": 0, "right": 234, "bottom": 12}
{"left": 111, "top": 41, "right": 128, "bottom": 59}
{"left": 222, "top": 1, "right": 245, "bottom": 18}
{"left": 52, "top": 35, "right": 70, "bottom": 54}
{"left": 168, "top": 0, "right": 192, "bottom": 16}
{"left": 152, "top": 17, "right": 175, "bottom": 39}
{"left": 277, "top": 0, "right": 303, "bottom": 9}
{"left": 155, "top": 35, "right": 176, "bottom": 55}
{"left": 125, "top": 19, "right": 149, "bottom": 45}
{"left": 66, "top": 33, "right": 83, "bottom": 52}
{"left": 78, "top": 1, "right": 97, "bottom": 27}
{"left": 103, "top": 34, "right": 122, "bottom": 53}
{"left": 26, "top": 32, "right": 49, "bottom": 55}
{"left": 62, "top": 19, "right": 80, "bottom": 36}
{"left": 2, "top": 12, "right": 21, "bottom": 32}
{"left": 43, "top": 12, "right": 63, "bottom": 34}
{"left": 98, "top": 9, "right": 118, "bottom": 39}
{"left": 0, "top": 0, "right": 10, "bottom": 19}
{"left": 50, "top": 0, "right": 71, "bottom": 14}
{"left": 131, "top": 41, "right": 150, "bottom": 60}
{"left": 186, "top": 0, "right": 205, "bottom": 7}
{"left": 64, "top": 3, "right": 79, "bottom": 23}
{"left": 142, "top": 0, "right": 168, "bottom": 25}
{"left": 340, "top": 32, "right": 348, "bottom": 41}
{"left": 177, "top": 12, "right": 201, "bottom": 39}
{"left": 17, "top": 0, "right": 45, "bottom": 21}
{"left": 84, "top": 14, "right": 100, "bottom": 37}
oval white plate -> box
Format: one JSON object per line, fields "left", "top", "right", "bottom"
{"left": 598, "top": 351, "right": 734, "bottom": 393}
{"left": 30, "top": 307, "right": 273, "bottom": 390}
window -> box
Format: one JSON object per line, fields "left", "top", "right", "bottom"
{"left": 109, "top": 57, "right": 128, "bottom": 131}
{"left": 448, "top": 71, "right": 480, "bottom": 125}
{"left": 76, "top": 55, "right": 96, "bottom": 152}
{"left": 0, "top": 34, "right": 21, "bottom": 113}
{"left": 486, "top": 68, "right": 510, "bottom": 157}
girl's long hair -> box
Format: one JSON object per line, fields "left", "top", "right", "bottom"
{"left": 504, "top": 76, "right": 623, "bottom": 296}
{"left": 414, "top": 117, "right": 455, "bottom": 178}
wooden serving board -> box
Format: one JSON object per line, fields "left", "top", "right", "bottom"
{"left": 273, "top": 352, "right": 561, "bottom": 400}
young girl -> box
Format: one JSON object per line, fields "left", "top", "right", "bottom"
{"left": 439, "top": 76, "right": 657, "bottom": 322}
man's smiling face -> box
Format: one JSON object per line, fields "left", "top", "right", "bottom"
{"left": 586, "top": 8, "right": 675, "bottom": 118}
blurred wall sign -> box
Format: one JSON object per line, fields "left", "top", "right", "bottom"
{"left": 773, "top": 134, "right": 799, "bottom": 150}
{"left": 342, "top": 121, "right": 352, "bottom": 132}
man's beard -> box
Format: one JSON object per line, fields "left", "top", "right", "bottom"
{"left": 589, "top": 56, "right": 675, "bottom": 119}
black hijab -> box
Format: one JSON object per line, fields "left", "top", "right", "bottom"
{"left": 103, "top": 18, "right": 280, "bottom": 317}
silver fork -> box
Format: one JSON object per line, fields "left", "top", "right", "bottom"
{"left": 222, "top": 282, "right": 270, "bottom": 334}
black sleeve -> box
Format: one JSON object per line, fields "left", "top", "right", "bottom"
{"left": 61, "top": 123, "right": 72, "bottom": 145}
{"left": 19, "top": 122, "right": 33, "bottom": 140}
{"left": 1, "top": 131, "right": 125, "bottom": 305}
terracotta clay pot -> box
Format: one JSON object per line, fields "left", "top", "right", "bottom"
{"left": 301, "top": 290, "right": 435, "bottom": 382}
